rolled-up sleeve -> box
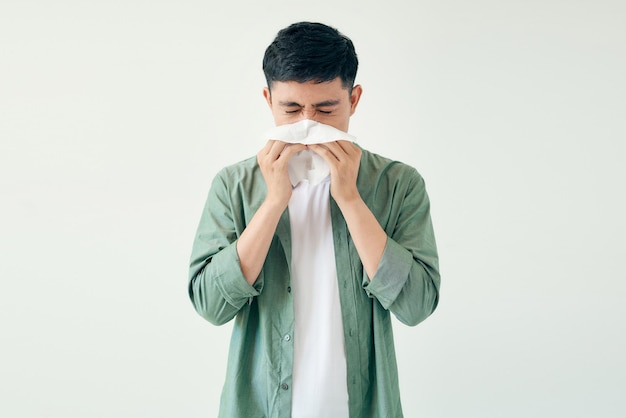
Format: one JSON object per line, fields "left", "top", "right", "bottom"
{"left": 188, "top": 171, "right": 263, "bottom": 325}
{"left": 362, "top": 170, "right": 440, "bottom": 326}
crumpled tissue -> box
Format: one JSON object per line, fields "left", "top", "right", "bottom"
{"left": 262, "top": 119, "right": 357, "bottom": 186}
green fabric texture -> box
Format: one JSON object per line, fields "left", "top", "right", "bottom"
{"left": 189, "top": 148, "right": 440, "bottom": 418}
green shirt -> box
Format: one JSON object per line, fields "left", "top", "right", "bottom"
{"left": 189, "top": 148, "right": 440, "bottom": 418}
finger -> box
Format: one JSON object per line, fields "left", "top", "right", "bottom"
{"left": 328, "top": 141, "right": 362, "bottom": 165}
{"left": 265, "top": 140, "right": 289, "bottom": 159}
{"left": 278, "top": 143, "right": 307, "bottom": 160}
{"left": 335, "top": 140, "right": 358, "bottom": 155}
{"left": 308, "top": 143, "right": 340, "bottom": 165}
{"left": 317, "top": 142, "right": 345, "bottom": 161}
{"left": 259, "top": 140, "right": 275, "bottom": 156}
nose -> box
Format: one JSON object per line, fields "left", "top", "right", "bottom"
{"left": 300, "top": 108, "right": 318, "bottom": 121}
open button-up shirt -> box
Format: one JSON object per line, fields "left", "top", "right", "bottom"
{"left": 188, "top": 147, "right": 440, "bottom": 418}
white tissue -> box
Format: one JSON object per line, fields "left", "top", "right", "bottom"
{"left": 263, "top": 119, "right": 357, "bottom": 145}
{"left": 263, "top": 120, "right": 357, "bottom": 186}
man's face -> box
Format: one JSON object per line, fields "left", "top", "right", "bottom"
{"left": 263, "top": 77, "right": 362, "bottom": 132}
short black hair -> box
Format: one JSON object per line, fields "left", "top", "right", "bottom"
{"left": 263, "top": 22, "right": 358, "bottom": 91}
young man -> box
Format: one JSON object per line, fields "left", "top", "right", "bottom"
{"left": 189, "top": 22, "right": 440, "bottom": 418}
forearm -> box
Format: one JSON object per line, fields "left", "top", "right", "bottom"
{"left": 236, "top": 199, "right": 285, "bottom": 285}
{"left": 336, "top": 196, "right": 387, "bottom": 279}
{"left": 364, "top": 237, "right": 440, "bottom": 326}
{"left": 359, "top": 170, "right": 440, "bottom": 326}
{"left": 189, "top": 242, "right": 258, "bottom": 325}
{"left": 235, "top": 140, "right": 305, "bottom": 284}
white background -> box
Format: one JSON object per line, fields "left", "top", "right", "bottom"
{"left": 1, "top": 0, "right": 625, "bottom": 417}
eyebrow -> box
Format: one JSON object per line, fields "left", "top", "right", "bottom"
{"left": 278, "top": 99, "right": 341, "bottom": 108}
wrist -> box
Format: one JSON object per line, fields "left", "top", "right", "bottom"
{"left": 334, "top": 192, "right": 364, "bottom": 212}
{"left": 332, "top": 183, "right": 362, "bottom": 206}
{"left": 262, "top": 193, "right": 290, "bottom": 215}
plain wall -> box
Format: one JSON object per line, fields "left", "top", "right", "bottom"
{"left": 1, "top": 0, "right": 624, "bottom": 417}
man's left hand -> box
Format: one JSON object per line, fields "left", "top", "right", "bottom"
{"left": 308, "top": 140, "right": 362, "bottom": 206}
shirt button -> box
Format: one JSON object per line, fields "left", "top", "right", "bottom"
{"left": 281, "top": 383, "right": 289, "bottom": 390}
{"left": 287, "top": 286, "right": 291, "bottom": 293}
{"left": 283, "top": 334, "right": 291, "bottom": 342}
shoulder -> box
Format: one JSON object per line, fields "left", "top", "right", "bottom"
{"left": 358, "top": 147, "right": 424, "bottom": 187}
{"left": 211, "top": 155, "right": 264, "bottom": 191}
{"left": 208, "top": 155, "right": 265, "bottom": 203}
{"left": 214, "top": 155, "right": 259, "bottom": 182}
{"left": 356, "top": 147, "right": 430, "bottom": 227}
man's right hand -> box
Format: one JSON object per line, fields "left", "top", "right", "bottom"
{"left": 257, "top": 140, "right": 306, "bottom": 210}
{"left": 236, "top": 140, "right": 306, "bottom": 285}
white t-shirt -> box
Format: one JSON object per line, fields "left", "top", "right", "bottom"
{"left": 288, "top": 177, "right": 349, "bottom": 418}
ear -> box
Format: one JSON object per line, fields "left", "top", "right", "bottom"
{"left": 349, "top": 84, "right": 363, "bottom": 116}
{"left": 262, "top": 87, "right": 272, "bottom": 108}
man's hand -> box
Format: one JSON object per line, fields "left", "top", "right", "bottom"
{"left": 308, "top": 140, "right": 362, "bottom": 206}
{"left": 236, "top": 140, "right": 306, "bottom": 285}
{"left": 310, "top": 140, "right": 386, "bottom": 279}
{"left": 257, "top": 140, "right": 306, "bottom": 209}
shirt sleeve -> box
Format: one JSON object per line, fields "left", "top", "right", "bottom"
{"left": 362, "top": 170, "right": 441, "bottom": 326}
{"left": 188, "top": 171, "right": 263, "bottom": 325}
